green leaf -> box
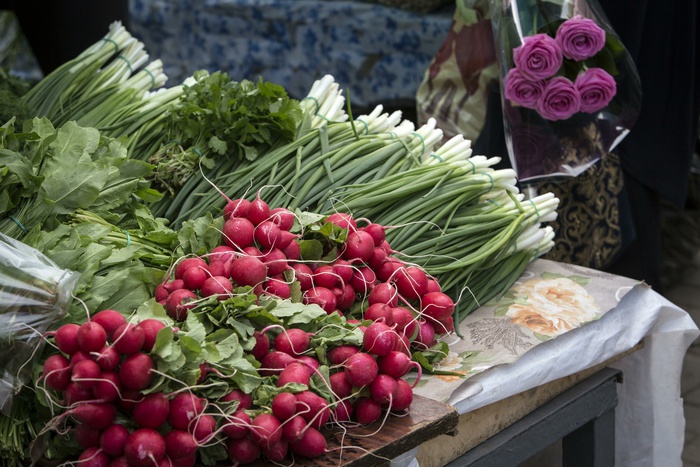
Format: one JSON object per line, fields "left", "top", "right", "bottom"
{"left": 298, "top": 239, "right": 324, "bottom": 261}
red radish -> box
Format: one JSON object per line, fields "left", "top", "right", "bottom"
{"left": 255, "top": 220, "right": 282, "bottom": 249}
{"left": 282, "top": 415, "right": 307, "bottom": 443}
{"left": 112, "top": 323, "right": 145, "bottom": 355}
{"left": 362, "top": 321, "right": 397, "bottom": 357}
{"left": 394, "top": 332, "right": 411, "bottom": 355}
{"left": 133, "top": 392, "right": 170, "bottom": 428}
{"left": 168, "top": 392, "right": 205, "bottom": 431}
{"left": 297, "top": 355, "right": 320, "bottom": 375}
{"left": 262, "top": 439, "right": 289, "bottom": 463}
{"left": 71, "top": 403, "right": 117, "bottom": 430}
{"left": 119, "top": 353, "right": 154, "bottom": 391}
{"left": 72, "top": 359, "right": 101, "bottom": 388}
{"left": 275, "top": 230, "right": 297, "bottom": 250}
{"left": 394, "top": 266, "right": 429, "bottom": 301}
{"left": 290, "top": 426, "right": 327, "bottom": 458}
{"left": 344, "top": 352, "right": 378, "bottom": 387}
{"left": 378, "top": 350, "right": 419, "bottom": 380}
{"left": 64, "top": 382, "right": 94, "bottom": 407}
{"left": 165, "top": 288, "right": 198, "bottom": 321}
{"left": 392, "top": 307, "right": 418, "bottom": 338}
{"left": 327, "top": 345, "right": 360, "bottom": 365}
{"left": 209, "top": 245, "right": 237, "bottom": 263}
{"left": 70, "top": 350, "right": 92, "bottom": 368}
{"left": 118, "top": 389, "right": 145, "bottom": 413}
{"left": 291, "top": 263, "right": 313, "bottom": 290}
{"left": 222, "top": 217, "right": 255, "bottom": 249}
{"left": 182, "top": 265, "right": 208, "bottom": 290}
{"left": 221, "top": 388, "right": 253, "bottom": 410}
{"left": 376, "top": 259, "right": 404, "bottom": 283}
{"left": 93, "top": 371, "right": 121, "bottom": 402}
{"left": 343, "top": 230, "right": 374, "bottom": 263}
{"left": 303, "top": 286, "right": 337, "bottom": 314}
{"left": 379, "top": 240, "right": 393, "bottom": 254}
{"left": 93, "top": 345, "right": 120, "bottom": 371}
{"left": 312, "top": 265, "right": 337, "bottom": 289}
{"left": 164, "top": 430, "right": 198, "bottom": 459}
{"left": 282, "top": 238, "right": 301, "bottom": 260}
{"left": 426, "top": 278, "right": 442, "bottom": 293}
{"left": 124, "top": 428, "right": 166, "bottom": 467}
{"left": 242, "top": 245, "right": 263, "bottom": 257}
{"left": 434, "top": 315, "right": 455, "bottom": 335}
{"left": 335, "top": 399, "right": 353, "bottom": 422}
{"left": 421, "top": 291, "right": 455, "bottom": 321}
{"left": 364, "top": 302, "right": 394, "bottom": 324}
{"left": 269, "top": 207, "right": 295, "bottom": 230}
{"left": 247, "top": 197, "right": 271, "bottom": 226}
{"left": 77, "top": 322, "right": 107, "bottom": 353}
{"left": 223, "top": 198, "right": 251, "bottom": 219}
{"left": 227, "top": 435, "right": 260, "bottom": 464}
{"left": 354, "top": 397, "right": 383, "bottom": 425}
{"left": 331, "top": 259, "right": 354, "bottom": 284}
{"left": 295, "top": 390, "right": 330, "bottom": 429}
{"left": 42, "top": 354, "right": 71, "bottom": 391}
{"left": 259, "top": 351, "right": 296, "bottom": 376}
{"left": 250, "top": 413, "right": 282, "bottom": 448}
{"left": 368, "top": 246, "right": 388, "bottom": 270}
{"left": 77, "top": 447, "right": 110, "bottom": 467}
{"left": 271, "top": 392, "right": 297, "bottom": 421}
{"left": 261, "top": 247, "right": 287, "bottom": 276}
{"left": 74, "top": 423, "right": 102, "bottom": 448}
{"left": 368, "top": 282, "right": 399, "bottom": 307}
{"left": 277, "top": 362, "right": 311, "bottom": 387}
{"left": 230, "top": 255, "right": 267, "bottom": 287}
{"left": 414, "top": 319, "right": 436, "bottom": 349}
{"left": 136, "top": 319, "right": 166, "bottom": 352}
{"left": 350, "top": 266, "right": 376, "bottom": 295}
{"left": 207, "top": 260, "right": 230, "bottom": 278}
{"left": 329, "top": 371, "right": 353, "bottom": 399}
{"left": 222, "top": 409, "right": 251, "bottom": 439}
{"left": 263, "top": 277, "right": 291, "bottom": 299}
{"left": 163, "top": 279, "right": 186, "bottom": 293}
{"left": 273, "top": 328, "right": 310, "bottom": 356}
{"left": 333, "top": 283, "right": 356, "bottom": 311}
{"left": 100, "top": 423, "right": 130, "bottom": 456}
{"left": 175, "top": 257, "right": 208, "bottom": 280}
{"left": 369, "top": 374, "right": 399, "bottom": 405}
{"left": 250, "top": 331, "right": 270, "bottom": 361}
{"left": 154, "top": 283, "right": 169, "bottom": 302}
{"left": 91, "top": 309, "right": 127, "bottom": 341}
{"left": 391, "top": 378, "right": 414, "bottom": 412}
{"left": 362, "top": 223, "right": 386, "bottom": 246}
{"left": 192, "top": 414, "right": 217, "bottom": 444}
{"left": 200, "top": 275, "right": 233, "bottom": 299}
{"left": 325, "top": 213, "right": 357, "bottom": 231}
{"left": 54, "top": 323, "right": 81, "bottom": 355}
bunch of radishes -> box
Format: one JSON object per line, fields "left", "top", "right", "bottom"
{"left": 157, "top": 195, "right": 456, "bottom": 344}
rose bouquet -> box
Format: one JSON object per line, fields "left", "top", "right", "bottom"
{"left": 492, "top": 0, "right": 641, "bottom": 182}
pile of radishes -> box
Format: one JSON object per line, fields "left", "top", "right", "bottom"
{"left": 157, "top": 195, "right": 456, "bottom": 342}
{"left": 37, "top": 195, "right": 457, "bottom": 465}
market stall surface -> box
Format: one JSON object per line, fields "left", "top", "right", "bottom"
{"left": 667, "top": 250, "right": 700, "bottom": 466}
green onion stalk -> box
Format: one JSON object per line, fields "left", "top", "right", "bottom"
{"left": 19, "top": 21, "right": 138, "bottom": 121}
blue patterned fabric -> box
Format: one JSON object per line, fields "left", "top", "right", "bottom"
{"left": 129, "top": 0, "right": 453, "bottom": 105}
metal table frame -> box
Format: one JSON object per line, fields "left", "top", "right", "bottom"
{"left": 446, "top": 367, "right": 623, "bottom": 467}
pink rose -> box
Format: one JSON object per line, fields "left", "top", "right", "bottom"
{"left": 556, "top": 15, "right": 606, "bottom": 61}
{"left": 575, "top": 67, "right": 617, "bottom": 113}
{"left": 513, "top": 34, "right": 563, "bottom": 80}
{"left": 536, "top": 77, "right": 581, "bottom": 121}
{"left": 504, "top": 68, "right": 546, "bottom": 109}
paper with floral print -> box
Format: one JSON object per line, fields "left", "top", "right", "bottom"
{"left": 411, "top": 258, "right": 640, "bottom": 403}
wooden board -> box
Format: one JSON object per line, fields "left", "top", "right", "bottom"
{"left": 288, "top": 394, "right": 458, "bottom": 467}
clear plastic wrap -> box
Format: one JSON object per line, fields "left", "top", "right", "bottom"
{"left": 0, "top": 233, "right": 79, "bottom": 415}
{"left": 492, "top": 0, "right": 642, "bottom": 183}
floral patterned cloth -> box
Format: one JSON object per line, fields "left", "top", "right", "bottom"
{"left": 128, "top": 0, "right": 453, "bottom": 106}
